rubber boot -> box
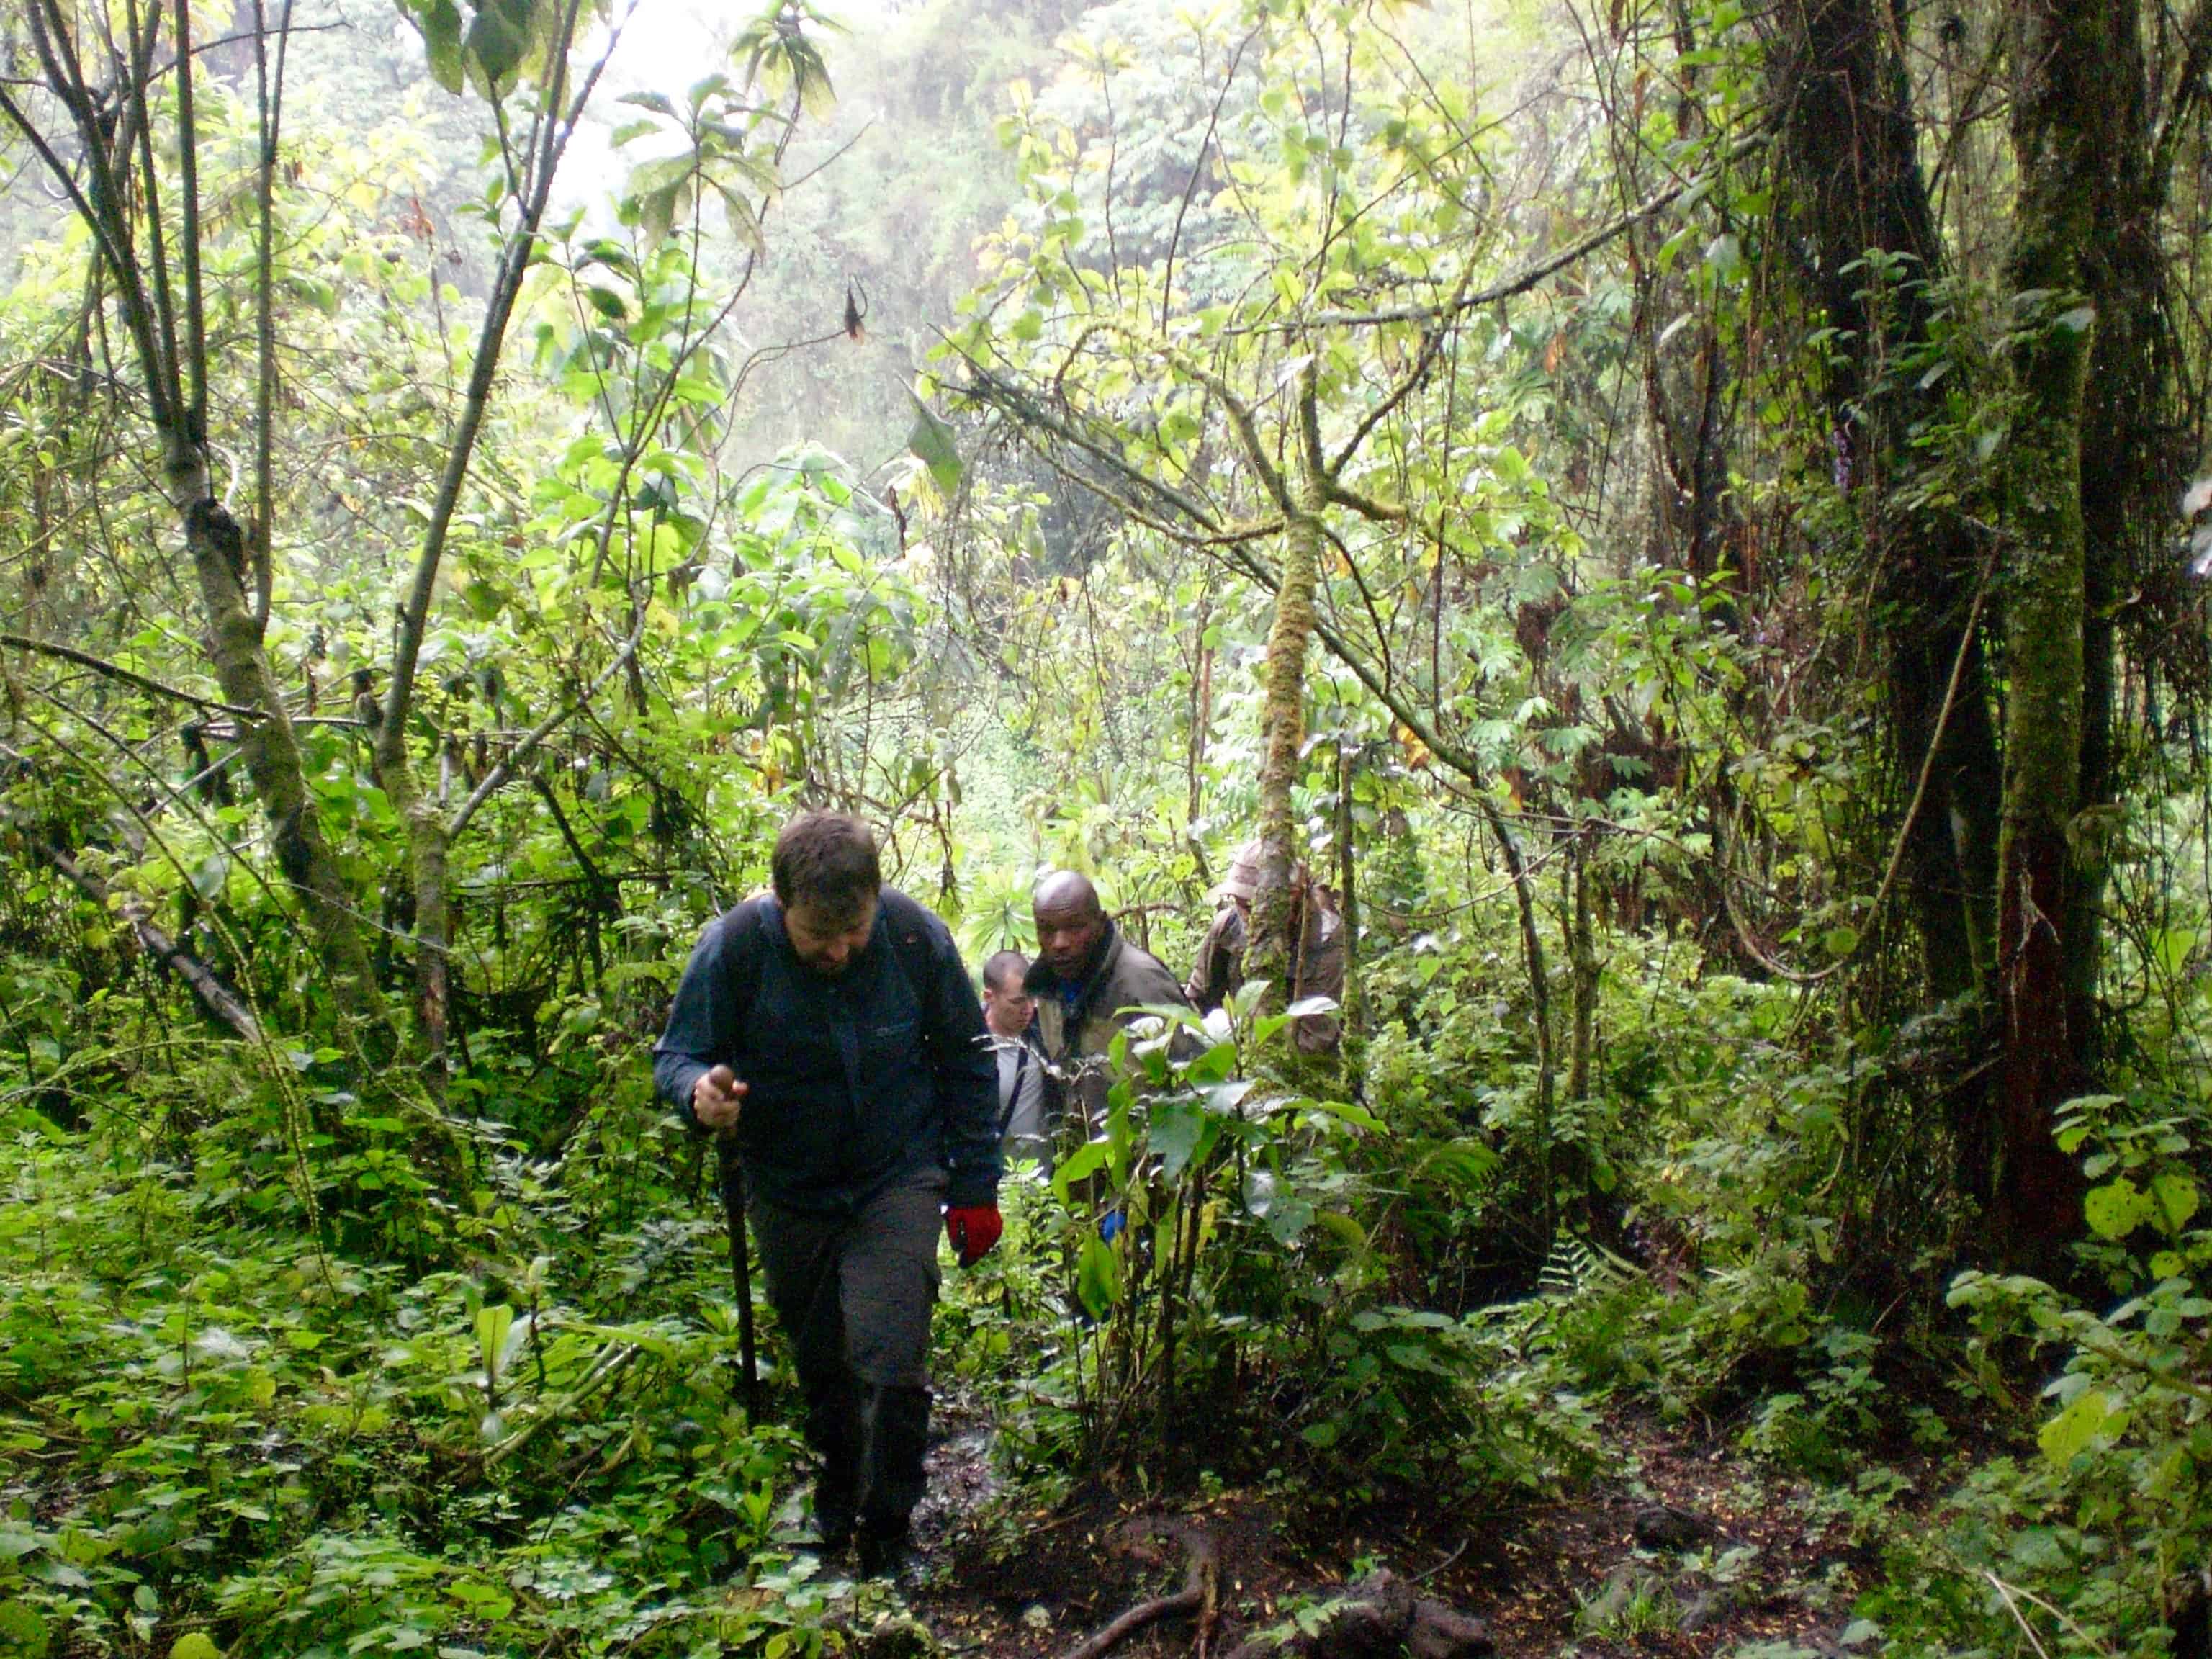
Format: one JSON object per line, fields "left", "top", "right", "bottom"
{"left": 853, "top": 1383, "right": 930, "bottom": 1583}
{"left": 805, "top": 1378, "right": 860, "bottom": 1550}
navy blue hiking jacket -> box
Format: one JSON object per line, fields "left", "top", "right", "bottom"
{"left": 652, "top": 888, "right": 1003, "bottom": 1212}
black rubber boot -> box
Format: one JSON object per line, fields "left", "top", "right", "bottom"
{"left": 855, "top": 1524, "right": 922, "bottom": 1588}
{"left": 805, "top": 1380, "right": 861, "bottom": 1550}
{"left": 853, "top": 1382, "right": 931, "bottom": 1538}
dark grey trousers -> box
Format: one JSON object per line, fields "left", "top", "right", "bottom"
{"left": 747, "top": 1167, "right": 945, "bottom": 1539}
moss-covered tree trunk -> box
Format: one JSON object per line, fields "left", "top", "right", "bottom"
{"left": 1246, "top": 382, "right": 1326, "bottom": 1008}
{"left": 2071, "top": 0, "right": 2175, "bottom": 1062}
{"left": 1992, "top": 0, "right": 2111, "bottom": 1261}
{"left": 174, "top": 463, "right": 392, "bottom": 1066}
{"left": 1771, "top": 0, "right": 2007, "bottom": 1009}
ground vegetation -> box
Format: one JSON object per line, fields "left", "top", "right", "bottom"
{"left": 3, "top": 0, "right": 2212, "bottom": 1655}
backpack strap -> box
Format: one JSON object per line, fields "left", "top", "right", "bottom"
{"left": 719, "top": 896, "right": 770, "bottom": 1045}
{"left": 721, "top": 892, "right": 938, "bottom": 1031}
{"left": 997, "top": 1040, "right": 1033, "bottom": 1138}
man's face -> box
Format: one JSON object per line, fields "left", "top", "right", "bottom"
{"left": 982, "top": 976, "right": 1035, "bottom": 1038}
{"left": 784, "top": 896, "right": 877, "bottom": 977}
{"left": 1033, "top": 902, "right": 1105, "bottom": 982}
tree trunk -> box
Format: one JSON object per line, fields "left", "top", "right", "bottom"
{"left": 2071, "top": 0, "right": 2171, "bottom": 1062}
{"left": 1568, "top": 831, "right": 1598, "bottom": 1105}
{"left": 1768, "top": 0, "right": 2005, "bottom": 1007}
{"left": 6, "top": 1, "right": 395, "bottom": 1062}
{"left": 1990, "top": 0, "right": 2114, "bottom": 1262}
{"left": 1246, "top": 379, "right": 1326, "bottom": 1009}
{"left": 1334, "top": 739, "right": 1360, "bottom": 1039}
{"left": 176, "top": 473, "right": 392, "bottom": 1062}
{"left": 1484, "top": 796, "right": 1555, "bottom": 1253}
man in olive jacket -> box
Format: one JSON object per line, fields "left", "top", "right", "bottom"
{"left": 653, "top": 813, "right": 1001, "bottom": 1575}
{"left": 1025, "top": 870, "right": 1195, "bottom": 1142}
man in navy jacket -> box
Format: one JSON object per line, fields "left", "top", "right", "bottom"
{"left": 654, "top": 813, "right": 1001, "bottom": 1574}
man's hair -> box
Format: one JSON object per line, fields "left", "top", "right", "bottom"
{"left": 982, "top": 950, "right": 1030, "bottom": 992}
{"left": 771, "top": 813, "right": 881, "bottom": 920}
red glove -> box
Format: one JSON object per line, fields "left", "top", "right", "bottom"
{"left": 945, "top": 1205, "right": 1003, "bottom": 1267}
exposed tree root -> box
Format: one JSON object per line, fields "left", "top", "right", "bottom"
{"left": 1055, "top": 1524, "right": 1218, "bottom": 1659}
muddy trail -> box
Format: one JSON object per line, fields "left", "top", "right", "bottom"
{"left": 860, "top": 1401, "right": 1894, "bottom": 1659}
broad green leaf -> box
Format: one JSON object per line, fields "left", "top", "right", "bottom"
{"left": 1267, "top": 1194, "right": 1316, "bottom": 1246}
{"left": 401, "top": 0, "right": 466, "bottom": 94}
{"left": 0, "top": 1601, "right": 50, "bottom": 1659}
{"left": 1244, "top": 1166, "right": 1277, "bottom": 1218}
{"left": 1147, "top": 1100, "right": 1213, "bottom": 1182}
{"left": 906, "top": 395, "right": 963, "bottom": 495}
{"left": 1076, "top": 1233, "right": 1120, "bottom": 1318}
{"left": 191, "top": 853, "right": 230, "bottom": 900}
{"left": 1051, "top": 1140, "right": 1107, "bottom": 1205}
{"left": 2084, "top": 1177, "right": 2153, "bottom": 1240}
{"left": 464, "top": 0, "right": 538, "bottom": 94}
{"left": 2038, "top": 1388, "right": 2123, "bottom": 1463}
{"left": 1184, "top": 1041, "right": 1238, "bottom": 1085}
{"left": 2151, "top": 1173, "right": 2200, "bottom": 1235}
{"left": 475, "top": 1305, "right": 516, "bottom": 1382}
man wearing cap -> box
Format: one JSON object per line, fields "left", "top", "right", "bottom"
{"left": 652, "top": 812, "right": 1002, "bottom": 1578}
{"left": 1185, "top": 840, "right": 1346, "bottom": 1055}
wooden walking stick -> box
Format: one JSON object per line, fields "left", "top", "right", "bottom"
{"left": 715, "top": 1132, "right": 761, "bottom": 1424}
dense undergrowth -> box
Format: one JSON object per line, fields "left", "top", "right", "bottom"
{"left": 4, "top": 883, "right": 2208, "bottom": 1658}
{"left": 4, "top": 0, "right": 2212, "bottom": 1653}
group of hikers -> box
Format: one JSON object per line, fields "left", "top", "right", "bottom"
{"left": 650, "top": 811, "right": 1345, "bottom": 1581}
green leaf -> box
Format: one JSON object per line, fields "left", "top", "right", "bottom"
{"left": 2085, "top": 1177, "right": 2154, "bottom": 1240}
{"left": 1051, "top": 1140, "right": 1108, "bottom": 1206}
{"left": 716, "top": 184, "right": 766, "bottom": 256}
{"left": 906, "top": 395, "right": 963, "bottom": 496}
{"left": 1184, "top": 1040, "right": 1238, "bottom": 1086}
{"left": 401, "top": 0, "right": 467, "bottom": 94}
{"left": 475, "top": 1305, "right": 516, "bottom": 1382}
{"left": 1267, "top": 1195, "right": 1316, "bottom": 1246}
{"left": 2038, "top": 1388, "right": 2123, "bottom": 1463}
{"left": 2151, "top": 1173, "right": 2200, "bottom": 1236}
{"left": 1147, "top": 1100, "right": 1215, "bottom": 1183}
{"left": 1076, "top": 1233, "right": 1120, "bottom": 1319}
{"left": 191, "top": 853, "right": 230, "bottom": 900}
{"left": 464, "top": 0, "right": 537, "bottom": 95}
{"left": 0, "top": 1601, "right": 50, "bottom": 1659}
{"left": 1243, "top": 1166, "right": 1277, "bottom": 1218}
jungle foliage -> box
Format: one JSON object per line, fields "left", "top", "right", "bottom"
{"left": 2, "top": 0, "right": 2212, "bottom": 1655}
